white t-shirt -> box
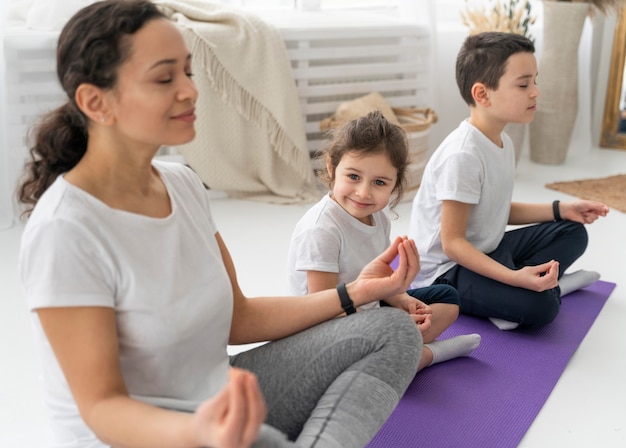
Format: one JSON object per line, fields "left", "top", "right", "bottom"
{"left": 409, "top": 120, "right": 515, "bottom": 287}
{"left": 286, "top": 194, "right": 389, "bottom": 311}
{"left": 19, "top": 161, "right": 233, "bottom": 448}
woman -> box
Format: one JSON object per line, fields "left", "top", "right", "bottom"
{"left": 18, "top": 1, "right": 422, "bottom": 447}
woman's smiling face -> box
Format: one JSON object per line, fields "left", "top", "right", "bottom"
{"left": 104, "top": 18, "right": 198, "bottom": 148}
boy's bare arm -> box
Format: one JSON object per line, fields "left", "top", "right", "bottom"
{"left": 440, "top": 200, "right": 558, "bottom": 291}
{"left": 441, "top": 200, "right": 514, "bottom": 283}
{"left": 508, "top": 202, "right": 554, "bottom": 225}
{"left": 508, "top": 200, "right": 609, "bottom": 225}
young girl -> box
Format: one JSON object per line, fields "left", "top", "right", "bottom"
{"left": 17, "top": 2, "right": 424, "bottom": 447}
{"left": 287, "top": 111, "right": 480, "bottom": 371}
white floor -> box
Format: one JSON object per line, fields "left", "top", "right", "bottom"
{"left": 1, "top": 146, "right": 625, "bottom": 447}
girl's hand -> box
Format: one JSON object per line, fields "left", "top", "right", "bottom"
{"left": 406, "top": 297, "right": 432, "bottom": 337}
{"left": 385, "top": 294, "right": 432, "bottom": 316}
{"left": 191, "top": 368, "right": 266, "bottom": 448}
{"left": 412, "top": 298, "right": 433, "bottom": 316}
{"left": 384, "top": 293, "right": 433, "bottom": 336}
{"left": 411, "top": 312, "right": 432, "bottom": 338}
{"left": 562, "top": 200, "right": 609, "bottom": 224}
{"left": 513, "top": 260, "right": 559, "bottom": 292}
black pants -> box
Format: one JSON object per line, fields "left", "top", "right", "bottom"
{"left": 434, "top": 221, "right": 588, "bottom": 327}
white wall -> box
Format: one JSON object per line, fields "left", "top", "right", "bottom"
{"left": 0, "top": 1, "right": 620, "bottom": 229}
{"left": 425, "top": 2, "right": 616, "bottom": 157}
{"left": 0, "top": 0, "right": 11, "bottom": 229}
{"left": 428, "top": 22, "right": 468, "bottom": 151}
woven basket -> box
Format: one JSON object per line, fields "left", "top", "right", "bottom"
{"left": 393, "top": 107, "right": 438, "bottom": 201}
{"left": 319, "top": 96, "right": 437, "bottom": 202}
{"left": 319, "top": 92, "right": 400, "bottom": 130}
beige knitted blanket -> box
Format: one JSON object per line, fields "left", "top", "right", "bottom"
{"left": 155, "top": 0, "right": 319, "bottom": 203}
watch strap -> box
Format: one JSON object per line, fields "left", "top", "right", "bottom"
{"left": 336, "top": 283, "right": 357, "bottom": 315}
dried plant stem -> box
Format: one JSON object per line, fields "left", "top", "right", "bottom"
{"left": 461, "top": 0, "right": 536, "bottom": 41}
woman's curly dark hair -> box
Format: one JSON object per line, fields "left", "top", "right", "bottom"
{"left": 17, "top": 0, "right": 166, "bottom": 217}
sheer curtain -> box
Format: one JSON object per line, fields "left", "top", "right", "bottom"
{"left": 1, "top": 0, "right": 11, "bottom": 229}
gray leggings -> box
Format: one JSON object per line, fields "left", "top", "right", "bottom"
{"left": 230, "top": 307, "right": 422, "bottom": 448}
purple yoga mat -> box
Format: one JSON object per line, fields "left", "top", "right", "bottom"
{"left": 368, "top": 280, "right": 616, "bottom": 448}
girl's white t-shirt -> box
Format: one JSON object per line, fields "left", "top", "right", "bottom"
{"left": 286, "top": 193, "right": 389, "bottom": 311}
{"left": 19, "top": 161, "right": 233, "bottom": 447}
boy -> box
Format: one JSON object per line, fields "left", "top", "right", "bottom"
{"left": 409, "top": 32, "right": 608, "bottom": 330}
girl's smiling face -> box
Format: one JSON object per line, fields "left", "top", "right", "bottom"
{"left": 104, "top": 18, "right": 198, "bottom": 148}
{"left": 329, "top": 150, "right": 398, "bottom": 225}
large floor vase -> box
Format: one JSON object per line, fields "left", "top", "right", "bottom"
{"left": 529, "top": 1, "right": 589, "bottom": 165}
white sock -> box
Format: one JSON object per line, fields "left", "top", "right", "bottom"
{"left": 426, "top": 333, "right": 481, "bottom": 366}
{"left": 489, "top": 317, "right": 519, "bottom": 331}
{"left": 559, "top": 269, "right": 601, "bottom": 296}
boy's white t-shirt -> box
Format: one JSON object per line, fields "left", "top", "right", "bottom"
{"left": 19, "top": 161, "right": 233, "bottom": 447}
{"left": 286, "top": 194, "right": 389, "bottom": 310}
{"left": 409, "top": 119, "right": 515, "bottom": 287}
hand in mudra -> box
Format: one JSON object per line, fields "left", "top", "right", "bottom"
{"left": 355, "top": 236, "right": 420, "bottom": 299}
{"left": 191, "top": 368, "right": 266, "bottom": 448}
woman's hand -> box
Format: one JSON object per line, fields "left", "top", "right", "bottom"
{"left": 351, "top": 236, "right": 420, "bottom": 305}
{"left": 191, "top": 368, "right": 266, "bottom": 448}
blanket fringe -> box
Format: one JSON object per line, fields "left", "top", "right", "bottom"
{"left": 187, "top": 33, "right": 313, "bottom": 184}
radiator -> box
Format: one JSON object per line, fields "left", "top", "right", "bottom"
{"left": 3, "top": 12, "right": 431, "bottom": 172}
{"left": 4, "top": 30, "right": 64, "bottom": 164}
{"left": 2, "top": 29, "right": 65, "bottom": 222}
{"left": 272, "top": 11, "right": 431, "bottom": 154}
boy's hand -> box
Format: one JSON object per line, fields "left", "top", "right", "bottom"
{"left": 562, "top": 200, "right": 609, "bottom": 224}
{"left": 514, "top": 260, "right": 559, "bottom": 292}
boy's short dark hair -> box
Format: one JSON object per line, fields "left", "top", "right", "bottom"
{"left": 456, "top": 32, "right": 535, "bottom": 106}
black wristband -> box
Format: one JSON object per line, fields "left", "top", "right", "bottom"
{"left": 336, "top": 283, "right": 357, "bottom": 315}
{"left": 552, "top": 200, "right": 562, "bottom": 222}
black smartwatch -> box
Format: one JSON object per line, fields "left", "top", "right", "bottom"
{"left": 336, "top": 283, "right": 357, "bottom": 315}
